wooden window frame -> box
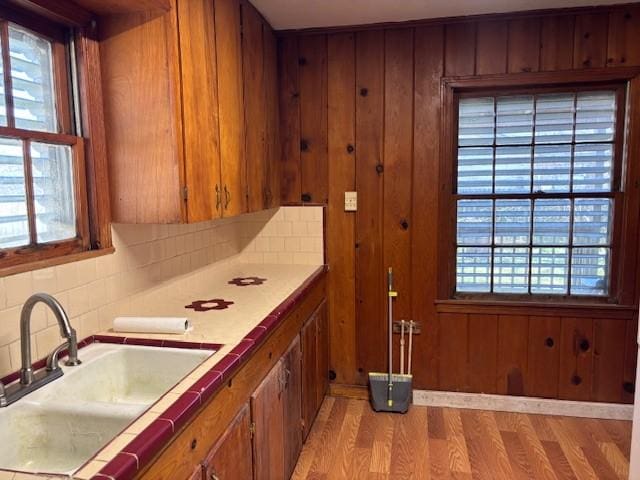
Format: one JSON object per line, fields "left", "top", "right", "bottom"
{"left": 0, "top": 5, "right": 112, "bottom": 275}
{"left": 439, "top": 68, "right": 640, "bottom": 306}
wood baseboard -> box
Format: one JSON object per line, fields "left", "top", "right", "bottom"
{"left": 328, "top": 383, "right": 370, "bottom": 400}
{"left": 412, "top": 389, "right": 633, "bottom": 420}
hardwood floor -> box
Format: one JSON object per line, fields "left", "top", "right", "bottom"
{"left": 292, "top": 396, "right": 632, "bottom": 479}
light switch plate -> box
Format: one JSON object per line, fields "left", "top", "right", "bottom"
{"left": 344, "top": 191, "right": 357, "bottom": 211}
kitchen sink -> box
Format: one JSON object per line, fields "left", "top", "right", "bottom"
{"left": 0, "top": 342, "right": 214, "bottom": 475}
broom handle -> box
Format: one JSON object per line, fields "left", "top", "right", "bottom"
{"left": 388, "top": 268, "right": 394, "bottom": 393}
{"left": 408, "top": 320, "right": 414, "bottom": 375}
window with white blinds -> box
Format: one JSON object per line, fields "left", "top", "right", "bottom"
{"left": 455, "top": 90, "right": 619, "bottom": 297}
{"left": 0, "top": 19, "right": 78, "bottom": 252}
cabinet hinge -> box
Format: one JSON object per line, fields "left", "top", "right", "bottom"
{"left": 182, "top": 186, "right": 188, "bottom": 201}
{"left": 249, "top": 421, "right": 256, "bottom": 439}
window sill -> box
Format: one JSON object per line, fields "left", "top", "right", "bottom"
{"left": 0, "top": 246, "right": 115, "bottom": 278}
{"left": 435, "top": 298, "right": 637, "bottom": 319}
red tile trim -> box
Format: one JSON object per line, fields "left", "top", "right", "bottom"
{"left": 158, "top": 391, "right": 201, "bottom": 432}
{"left": 120, "top": 419, "right": 173, "bottom": 469}
{"left": 97, "top": 453, "right": 137, "bottom": 480}
{"left": 244, "top": 325, "right": 268, "bottom": 342}
{"left": 229, "top": 339, "right": 255, "bottom": 361}
{"left": 186, "top": 370, "right": 223, "bottom": 400}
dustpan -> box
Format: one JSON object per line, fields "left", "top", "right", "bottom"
{"left": 369, "top": 268, "right": 413, "bottom": 413}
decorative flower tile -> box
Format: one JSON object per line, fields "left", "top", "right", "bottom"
{"left": 185, "top": 299, "right": 234, "bottom": 312}
{"left": 228, "top": 276, "right": 267, "bottom": 287}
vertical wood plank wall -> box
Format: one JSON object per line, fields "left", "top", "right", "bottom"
{"left": 278, "top": 5, "right": 640, "bottom": 403}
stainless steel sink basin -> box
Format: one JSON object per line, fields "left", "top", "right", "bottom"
{"left": 0, "top": 342, "right": 214, "bottom": 475}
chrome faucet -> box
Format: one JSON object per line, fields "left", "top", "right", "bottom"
{"left": 0, "top": 293, "right": 82, "bottom": 407}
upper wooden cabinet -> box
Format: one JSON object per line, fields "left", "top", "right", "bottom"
{"left": 99, "top": 0, "right": 279, "bottom": 223}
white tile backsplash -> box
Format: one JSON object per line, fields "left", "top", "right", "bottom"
{"left": 0, "top": 206, "right": 324, "bottom": 378}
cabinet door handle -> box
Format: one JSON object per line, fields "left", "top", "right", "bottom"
{"left": 215, "top": 184, "right": 221, "bottom": 211}
{"left": 224, "top": 185, "right": 231, "bottom": 209}
{"left": 210, "top": 472, "right": 220, "bottom": 480}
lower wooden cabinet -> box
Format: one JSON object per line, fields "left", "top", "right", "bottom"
{"left": 301, "top": 300, "right": 329, "bottom": 439}
{"left": 252, "top": 335, "right": 303, "bottom": 480}
{"left": 203, "top": 403, "right": 253, "bottom": 480}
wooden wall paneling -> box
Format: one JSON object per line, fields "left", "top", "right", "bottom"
{"left": 438, "top": 313, "right": 468, "bottom": 391}
{"left": 467, "top": 314, "right": 498, "bottom": 393}
{"left": 593, "top": 318, "right": 627, "bottom": 403}
{"left": 540, "top": 15, "right": 575, "bottom": 71}
{"left": 573, "top": 13, "right": 608, "bottom": 69}
{"left": 214, "top": 0, "right": 246, "bottom": 216}
{"left": 298, "top": 35, "right": 328, "bottom": 204}
{"left": 622, "top": 318, "right": 638, "bottom": 404}
{"left": 327, "top": 32, "right": 357, "bottom": 384}
{"left": 354, "top": 30, "right": 385, "bottom": 383}
{"left": 383, "top": 28, "right": 414, "bottom": 374}
{"left": 99, "top": 9, "right": 184, "bottom": 223}
{"left": 316, "top": 301, "right": 330, "bottom": 406}
{"left": 412, "top": 25, "right": 444, "bottom": 389}
{"left": 278, "top": 36, "right": 302, "bottom": 203}
{"left": 558, "top": 317, "right": 594, "bottom": 401}
{"left": 178, "top": 0, "right": 222, "bottom": 222}
{"left": 496, "top": 315, "right": 529, "bottom": 396}
{"left": 264, "top": 25, "right": 281, "bottom": 209}
{"left": 475, "top": 20, "right": 507, "bottom": 75}
{"left": 444, "top": 22, "right": 476, "bottom": 76}
{"left": 507, "top": 17, "right": 541, "bottom": 73}
{"left": 527, "top": 316, "right": 561, "bottom": 398}
{"left": 607, "top": 5, "right": 640, "bottom": 67}
{"left": 242, "top": 1, "right": 266, "bottom": 212}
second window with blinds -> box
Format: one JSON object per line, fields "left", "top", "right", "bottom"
{"left": 455, "top": 86, "right": 624, "bottom": 299}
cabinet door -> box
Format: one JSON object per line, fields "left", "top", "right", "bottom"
{"left": 178, "top": 0, "right": 223, "bottom": 222}
{"left": 215, "top": 0, "right": 247, "bottom": 217}
{"left": 301, "top": 301, "right": 329, "bottom": 440}
{"left": 251, "top": 358, "right": 285, "bottom": 480}
{"left": 241, "top": 1, "right": 267, "bottom": 212}
{"left": 315, "top": 301, "right": 329, "bottom": 408}
{"left": 263, "top": 23, "right": 280, "bottom": 209}
{"left": 301, "top": 311, "right": 318, "bottom": 440}
{"left": 282, "top": 335, "right": 302, "bottom": 479}
{"left": 203, "top": 402, "right": 253, "bottom": 480}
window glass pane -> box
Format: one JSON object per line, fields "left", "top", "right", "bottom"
{"left": 458, "top": 97, "right": 494, "bottom": 146}
{"left": 457, "top": 199, "right": 493, "bottom": 246}
{"left": 575, "top": 91, "right": 616, "bottom": 143}
{"left": 531, "top": 247, "right": 569, "bottom": 294}
{"left": 533, "top": 144, "right": 571, "bottom": 193}
{"left": 573, "top": 143, "right": 613, "bottom": 193}
{"left": 0, "top": 138, "right": 28, "bottom": 248}
{"left": 0, "top": 34, "right": 6, "bottom": 127}
{"left": 495, "top": 146, "right": 531, "bottom": 194}
{"left": 493, "top": 247, "right": 530, "bottom": 293}
{"left": 533, "top": 199, "right": 571, "bottom": 245}
{"left": 457, "top": 147, "right": 493, "bottom": 194}
{"left": 30, "top": 142, "right": 75, "bottom": 243}
{"left": 494, "top": 199, "right": 531, "bottom": 245}
{"left": 456, "top": 247, "right": 491, "bottom": 292}
{"left": 496, "top": 95, "right": 534, "bottom": 145}
{"left": 571, "top": 247, "right": 609, "bottom": 296}
{"left": 535, "top": 94, "right": 575, "bottom": 144}
{"left": 8, "top": 23, "right": 57, "bottom": 133}
{"left": 573, "top": 198, "right": 611, "bottom": 246}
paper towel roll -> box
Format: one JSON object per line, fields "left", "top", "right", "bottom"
{"left": 113, "top": 317, "right": 191, "bottom": 335}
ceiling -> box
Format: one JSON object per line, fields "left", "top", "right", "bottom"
{"left": 250, "top": 0, "right": 637, "bottom": 30}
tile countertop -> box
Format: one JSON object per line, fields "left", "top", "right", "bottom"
{"left": 0, "top": 261, "right": 325, "bottom": 480}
